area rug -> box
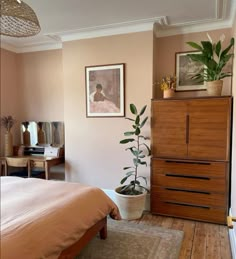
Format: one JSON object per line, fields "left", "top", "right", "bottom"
{"left": 76, "top": 219, "right": 184, "bottom": 259}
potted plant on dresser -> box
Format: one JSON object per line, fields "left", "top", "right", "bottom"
{"left": 115, "top": 103, "right": 151, "bottom": 220}
{"left": 186, "top": 35, "right": 234, "bottom": 96}
{"left": 159, "top": 75, "right": 176, "bottom": 98}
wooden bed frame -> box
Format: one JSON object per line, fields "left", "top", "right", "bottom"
{"left": 58, "top": 217, "right": 107, "bottom": 258}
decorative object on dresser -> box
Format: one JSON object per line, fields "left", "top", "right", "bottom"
{"left": 158, "top": 75, "right": 176, "bottom": 98}
{"left": 0, "top": 115, "right": 16, "bottom": 156}
{"left": 186, "top": 35, "right": 234, "bottom": 96}
{"left": 115, "top": 104, "right": 151, "bottom": 220}
{"left": 151, "top": 96, "right": 232, "bottom": 224}
{"left": 175, "top": 51, "right": 206, "bottom": 91}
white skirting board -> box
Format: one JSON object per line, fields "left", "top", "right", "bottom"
{"left": 229, "top": 208, "right": 236, "bottom": 259}
{"left": 102, "top": 189, "right": 150, "bottom": 211}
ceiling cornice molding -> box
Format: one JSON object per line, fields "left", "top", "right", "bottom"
{"left": 154, "top": 0, "right": 235, "bottom": 38}
{"left": 58, "top": 16, "right": 166, "bottom": 42}
{"left": 0, "top": 41, "right": 19, "bottom": 53}
{"left": 1, "top": 39, "right": 62, "bottom": 53}
{"left": 154, "top": 18, "right": 233, "bottom": 38}
{"left": 16, "top": 42, "right": 63, "bottom": 53}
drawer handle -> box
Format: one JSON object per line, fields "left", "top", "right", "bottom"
{"left": 165, "top": 160, "right": 211, "bottom": 165}
{"left": 165, "top": 187, "right": 210, "bottom": 195}
{"left": 165, "top": 173, "right": 210, "bottom": 180}
{"left": 165, "top": 201, "right": 210, "bottom": 209}
{"left": 186, "top": 114, "right": 189, "bottom": 144}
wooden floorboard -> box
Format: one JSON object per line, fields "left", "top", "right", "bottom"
{"left": 135, "top": 212, "right": 232, "bottom": 259}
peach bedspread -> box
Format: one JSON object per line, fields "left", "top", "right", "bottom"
{"left": 0, "top": 176, "right": 120, "bottom": 259}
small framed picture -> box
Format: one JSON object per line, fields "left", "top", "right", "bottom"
{"left": 85, "top": 63, "right": 125, "bottom": 117}
{"left": 175, "top": 51, "right": 206, "bottom": 91}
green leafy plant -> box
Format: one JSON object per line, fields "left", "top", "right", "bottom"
{"left": 186, "top": 35, "right": 234, "bottom": 82}
{"left": 0, "top": 115, "right": 16, "bottom": 132}
{"left": 118, "top": 104, "right": 151, "bottom": 195}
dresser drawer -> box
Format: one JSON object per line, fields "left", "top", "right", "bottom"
{"left": 152, "top": 186, "right": 227, "bottom": 208}
{"left": 152, "top": 173, "right": 226, "bottom": 192}
{"left": 152, "top": 158, "right": 228, "bottom": 178}
{"left": 151, "top": 159, "right": 228, "bottom": 193}
{"left": 151, "top": 199, "right": 226, "bottom": 224}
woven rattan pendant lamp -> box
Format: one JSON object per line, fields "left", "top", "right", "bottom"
{"left": 0, "top": 0, "right": 41, "bottom": 37}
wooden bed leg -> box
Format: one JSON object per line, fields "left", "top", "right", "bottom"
{"left": 99, "top": 218, "right": 107, "bottom": 239}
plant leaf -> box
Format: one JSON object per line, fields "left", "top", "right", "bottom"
{"left": 120, "top": 176, "right": 128, "bottom": 184}
{"left": 139, "top": 161, "right": 147, "bottom": 166}
{"left": 120, "top": 184, "right": 133, "bottom": 192}
{"left": 125, "top": 117, "right": 135, "bottom": 121}
{"left": 123, "top": 166, "right": 133, "bottom": 170}
{"left": 140, "top": 117, "right": 148, "bottom": 128}
{"left": 130, "top": 104, "right": 137, "bottom": 115}
{"left": 137, "top": 176, "right": 148, "bottom": 185}
{"left": 139, "top": 105, "right": 147, "bottom": 116}
{"left": 126, "top": 171, "right": 135, "bottom": 176}
{"left": 124, "top": 131, "right": 135, "bottom": 136}
{"left": 141, "top": 143, "right": 151, "bottom": 156}
{"left": 120, "top": 138, "right": 135, "bottom": 144}
{"left": 201, "top": 41, "right": 213, "bottom": 56}
{"left": 130, "top": 180, "right": 140, "bottom": 185}
{"left": 186, "top": 42, "right": 203, "bottom": 50}
{"left": 215, "top": 40, "right": 221, "bottom": 57}
{"left": 135, "top": 127, "right": 140, "bottom": 135}
{"left": 221, "top": 38, "right": 234, "bottom": 57}
{"left": 135, "top": 115, "right": 140, "bottom": 125}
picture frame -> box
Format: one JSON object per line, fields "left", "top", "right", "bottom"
{"left": 175, "top": 51, "right": 206, "bottom": 91}
{"left": 85, "top": 63, "right": 125, "bottom": 117}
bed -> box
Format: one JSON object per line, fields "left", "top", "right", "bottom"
{"left": 1, "top": 176, "right": 121, "bottom": 259}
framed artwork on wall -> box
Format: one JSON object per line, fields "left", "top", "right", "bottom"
{"left": 175, "top": 51, "right": 206, "bottom": 91}
{"left": 85, "top": 63, "right": 125, "bottom": 117}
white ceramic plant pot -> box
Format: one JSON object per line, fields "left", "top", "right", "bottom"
{"left": 206, "top": 80, "right": 223, "bottom": 96}
{"left": 115, "top": 186, "right": 147, "bottom": 220}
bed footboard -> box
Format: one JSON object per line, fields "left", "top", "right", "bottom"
{"left": 58, "top": 217, "right": 107, "bottom": 259}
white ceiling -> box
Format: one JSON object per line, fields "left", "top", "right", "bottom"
{"left": 1, "top": 0, "right": 235, "bottom": 53}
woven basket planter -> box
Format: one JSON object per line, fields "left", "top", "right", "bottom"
{"left": 4, "top": 131, "right": 13, "bottom": 156}
{"left": 206, "top": 80, "right": 223, "bottom": 96}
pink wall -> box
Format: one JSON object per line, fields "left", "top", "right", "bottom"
{"left": 63, "top": 31, "right": 153, "bottom": 188}
{"left": 154, "top": 28, "right": 232, "bottom": 98}
{"left": 17, "top": 50, "right": 64, "bottom": 121}
{"left": 0, "top": 49, "right": 64, "bottom": 155}
{"left": 0, "top": 49, "right": 20, "bottom": 154}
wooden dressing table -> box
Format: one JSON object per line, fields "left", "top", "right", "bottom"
{"left": 0, "top": 146, "right": 65, "bottom": 180}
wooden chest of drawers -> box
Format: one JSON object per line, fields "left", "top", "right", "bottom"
{"left": 151, "top": 159, "right": 229, "bottom": 224}
{"left": 151, "top": 97, "right": 231, "bottom": 224}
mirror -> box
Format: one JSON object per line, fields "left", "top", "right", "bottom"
{"left": 21, "top": 121, "right": 38, "bottom": 146}
{"left": 37, "top": 122, "right": 52, "bottom": 145}
{"left": 51, "top": 122, "right": 65, "bottom": 147}
{"left": 21, "top": 121, "right": 64, "bottom": 147}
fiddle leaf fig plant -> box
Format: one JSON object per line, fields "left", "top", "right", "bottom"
{"left": 119, "top": 104, "right": 151, "bottom": 195}
{"left": 186, "top": 35, "right": 234, "bottom": 82}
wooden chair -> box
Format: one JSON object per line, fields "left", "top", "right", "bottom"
{"left": 5, "top": 158, "right": 45, "bottom": 179}
{"left": 29, "top": 160, "right": 46, "bottom": 179}
{"left": 5, "top": 157, "right": 30, "bottom": 178}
